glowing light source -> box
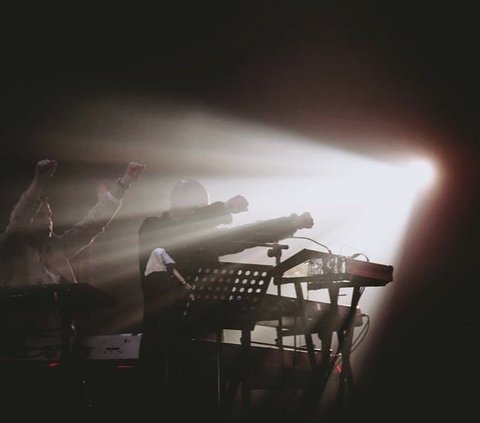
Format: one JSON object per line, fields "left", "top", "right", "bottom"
{"left": 404, "top": 158, "right": 437, "bottom": 188}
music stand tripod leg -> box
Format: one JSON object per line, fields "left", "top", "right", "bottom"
{"left": 59, "top": 309, "right": 93, "bottom": 409}
{"left": 216, "top": 328, "right": 224, "bottom": 408}
{"left": 240, "top": 328, "right": 252, "bottom": 415}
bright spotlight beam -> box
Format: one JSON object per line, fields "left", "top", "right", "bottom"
{"left": 404, "top": 159, "right": 437, "bottom": 188}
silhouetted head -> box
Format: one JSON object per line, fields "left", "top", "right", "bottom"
{"left": 169, "top": 179, "right": 210, "bottom": 212}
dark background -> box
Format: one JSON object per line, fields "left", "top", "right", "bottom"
{"left": 0, "top": 2, "right": 478, "bottom": 420}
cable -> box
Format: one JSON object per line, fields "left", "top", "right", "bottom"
{"left": 334, "top": 311, "right": 370, "bottom": 372}
{"left": 287, "top": 236, "right": 332, "bottom": 254}
{"left": 349, "top": 252, "right": 370, "bottom": 262}
{"left": 351, "top": 314, "right": 370, "bottom": 353}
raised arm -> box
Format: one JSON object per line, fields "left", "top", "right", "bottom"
{"left": 25, "top": 159, "right": 57, "bottom": 200}
{"left": 224, "top": 195, "right": 249, "bottom": 214}
{"left": 183, "top": 211, "right": 315, "bottom": 257}
{"left": 61, "top": 161, "right": 146, "bottom": 258}
{"left": 138, "top": 194, "right": 249, "bottom": 276}
{"left": 109, "top": 161, "right": 147, "bottom": 201}
{"left": 5, "top": 159, "right": 58, "bottom": 234}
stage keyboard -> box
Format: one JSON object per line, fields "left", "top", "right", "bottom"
{"left": 255, "top": 294, "right": 363, "bottom": 335}
{"left": 0, "top": 283, "right": 116, "bottom": 312}
{"left": 275, "top": 249, "right": 393, "bottom": 289}
{"left": 0, "top": 334, "right": 142, "bottom": 362}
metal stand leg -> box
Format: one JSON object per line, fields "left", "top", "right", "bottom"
{"left": 240, "top": 329, "right": 251, "bottom": 415}
{"left": 216, "top": 328, "right": 224, "bottom": 407}
{"left": 60, "top": 312, "right": 93, "bottom": 409}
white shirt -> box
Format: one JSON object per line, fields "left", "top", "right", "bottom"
{"left": 144, "top": 247, "right": 176, "bottom": 276}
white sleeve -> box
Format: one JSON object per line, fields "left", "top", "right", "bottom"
{"left": 106, "top": 191, "right": 122, "bottom": 205}
{"left": 144, "top": 247, "right": 176, "bottom": 276}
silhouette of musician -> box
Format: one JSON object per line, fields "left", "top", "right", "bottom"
{"left": 0, "top": 159, "right": 146, "bottom": 357}
{"left": 137, "top": 178, "right": 313, "bottom": 416}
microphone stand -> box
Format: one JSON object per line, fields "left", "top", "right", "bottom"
{"left": 267, "top": 243, "right": 289, "bottom": 414}
{"left": 224, "top": 241, "right": 289, "bottom": 416}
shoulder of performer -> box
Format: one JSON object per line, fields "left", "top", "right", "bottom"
{"left": 140, "top": 214, "right": 168, "bottom": 227}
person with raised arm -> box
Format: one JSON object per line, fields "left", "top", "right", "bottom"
{"left": 0, "top": 159, "right": 146, "bottom": 357}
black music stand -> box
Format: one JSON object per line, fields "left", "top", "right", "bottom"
{"left": 184, "top": 261, "right": 273, "bottom": 330}
{"left": 183, "top": 261, "right": 274, "bottom": 415}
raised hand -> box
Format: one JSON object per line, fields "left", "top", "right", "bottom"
{"left": 225, "top": 195, "right": 249, "bottom": 214}
{"left": 119, "top": 161, "right": 147, "bottom": 188}
{"left": 293, "top": 212, "right": 314, "bottom": 229}
{"left": 108, "top": 161, "right": 147, "bottom": 200}
{"left": 121, "top": 161, "right": 147, "bottom": 186}
{"left": 34, "top": 159, "right": 58, "bottom": 182}
{"left": 25, "top": 159, "right": 58, "bottom": 200}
